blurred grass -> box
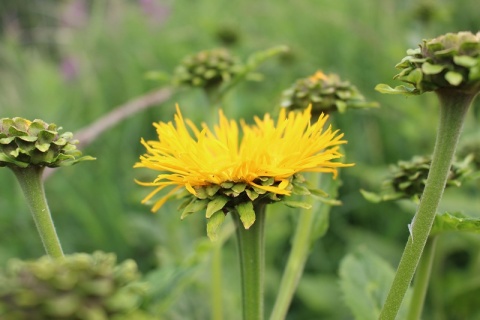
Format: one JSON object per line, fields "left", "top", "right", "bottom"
{"left": 0, "top": 0, "right": 479, "bottom": 319}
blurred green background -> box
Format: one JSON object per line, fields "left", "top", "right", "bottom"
{"left": 1, "top": 1, "right": 479, "bottom": 319}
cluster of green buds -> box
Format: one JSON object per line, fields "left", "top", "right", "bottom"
{"left": 0, "top": 117, "right": 94, "bottom": 169}
{"left": 376, "top": 31, "right": 480, "bottom": 95}
{"left": 280, "top": 71, "right": 378, "bottom": 116}
{"left": 0, "top": 252, "right": 149, "bottom": 320}
{"left": 178, "top": 174, "right": 328, "bottom": 240}
{"left": 362, "top": 154, "right": 474, "bottom": 203}
{"left": 172, "top": 48, "right": 243, "bottom": 90}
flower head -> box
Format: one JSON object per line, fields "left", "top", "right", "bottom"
{"left": 135, "top": 105, "right": 352, "bottom": 239}
{"left": 281, "top": 70, "right": 378, "bottom": 116}
{"left": 0, "top": 117, "right": 94, "bottom": 169}
{"left": 172, "top": 48, "right": 242, "bottom": 90}
{"left": 376, "top": 31, "right": 480, "bottom": 95}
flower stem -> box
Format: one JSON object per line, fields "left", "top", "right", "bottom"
{"left": 269, "top": 206, "right": 314, "bottom": 320}
{"left": 270, "top": 173, "right": 334, "bottom": 320}
{"left": 233, "top": 203, "right": 266, "bottom": 320}
{"left": 211, "top": 242, "right": 224, "bottom": 320}
{"left": 12, "top": 166, "right": 64, "bottom": 259}
{"left": 379, "top": 90, "right": 474, "bottom": 319}
{"left": 407, "top": 236, "right": 437, "bottom": 320}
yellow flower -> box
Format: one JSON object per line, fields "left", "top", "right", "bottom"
{"left": 135, "top": 105, "right": 352, "bottom": 213}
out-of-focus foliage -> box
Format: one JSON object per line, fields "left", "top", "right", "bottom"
{"left": 0, "top": 0, "right": 479, "bottom": 319}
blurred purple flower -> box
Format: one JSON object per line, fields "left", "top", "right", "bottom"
{"left": 60, "top": 56, "right": 80, "bottom": 81}
{"left": 61, "top": 0, "right": 88, "bottom": 28}
{"left": 139, "top": 0, "right": 170, "bottom": 24}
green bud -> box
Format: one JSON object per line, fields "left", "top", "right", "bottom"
{"left": 281, "top": 71, "right": 378, "bottom": 116}
{"left": 172, "top": 48, "right": 242, "bottom": 90}
{"left": 0, "top": 252, "right": 150, "bottom": 320}
{"left": 361, "top": 154, "right": 475, "bottom": 203}
{"left": 0, "top": 117, "right": 94, "bottom": 169}
{"left": 376, "top": 31, "right": 480, "bottom": 95}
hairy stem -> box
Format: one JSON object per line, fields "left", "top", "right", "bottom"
{"left": 12, "top": 166, "right": 64, "bottom": 258}
{"left": 407, "top": 236, "right": 438, "bottom": 320}
{"left": 379, "top": 90, "right": 474, "bottom": 319}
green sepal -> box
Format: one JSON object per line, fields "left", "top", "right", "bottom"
{"left": 220, "top": 181, "right": 234, "bottom": 189}
{"left": 291, "top": 183, "right": 311, "bottom": 196}
{"left": 283, "top": 200, "right": 312, "bottom": 209}
{"left": 194, "top": 187, "right": 209, "bottom": 199}
{"left": 180, "top": 198, "right": 209, "bottom": 219}
{"left": 231, "top": 183, "right": 247, "bottom": 193}
{"left": 236, "top": 201, "right": 256, "bottom": 229}
{"left": 245, "top": 189, "right": 259, "bottom": 201}
{"left": 309, "top": 187, "right": 329, "bottom": 198}
{"left": 445, "top": 71, "right": 463, "bottom": 85}
{"left": 206, "top": 196, "right": 229, "bottom": 218}
{"left": 453, "top": 55, "right": 478, "bottom": 67}
{"left": 421, "top": 62, "right": 445, "bottom": 75}
{"left": 374, "top": 84, "right": 420, "bottom": 95}
{"left": 206, "top": 211, "right": 226, "bottom": 241}
{"left": 431, "top": 212, "right": 480, "bottom": 236}
{"left": 206, "top": 185, "right": 221, "bottom": 197}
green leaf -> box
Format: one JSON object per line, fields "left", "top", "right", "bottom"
{"left": 206, "top": 196, "right": 229, "bottom": 218}
{"left": 445, "top": 71, "right": 463, "bottom": 85}
{"left": 421, "top": 62, "right": 445, "bottom": 74}
{"left": 453, "top": 55, "right": 478, "bottom": 67}
{"left": 236, "top": 201, "right": 256, "bottom": 229}
{"left": 431, "top": 212, "right": 480, "bottom": 236}
{"left": 283, "top": 200, "right": 312, "bottom": 209}
{"left": 206, "top": 211, "right": 226, "bottom": 241}
{"left": 339, "top": 247, "right": 412, "bottom": 320}
{"left": 374, "top": 84, "right": 419, "bottom": 95}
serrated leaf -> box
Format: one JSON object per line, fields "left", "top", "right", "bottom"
{"left": 374, "top": 84, "right": 419, "bottom": 95}
{"left": 206, "top": 196, "right": 229, "bottom": 218}
{"left": 283, "top": 200, "right": 312, "bottom": 209}
{"left": 339, "top": 247, "right": 412, "bottom": 320}
{"left": 431, "top": 212, "right": 480, "bottom": 236}
{"left": 180, "top": 198, "right": 209, "bottom": 219}
{"left": 206, "top": 211, "right": 226, "bottom": 241}
{"left": 236, "top": 202, "right": 256, "bottom": 229}
{"left": 445, "top": 71, "right": 463, "bottom": 86}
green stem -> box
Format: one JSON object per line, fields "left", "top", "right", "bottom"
{"left": 233, "top": 203, "right": 266, "bottom": 320}
{"left": 407, "top": 236, "right": 438, "bottom": 320}
{"left": 270, "top": 173, "right": 333, "bottom": 320}
{"left": 269, "top": 207, "right": 313, "bottom": 320}
{"left": 211, "top": 242, "right": 224, "bottom": 320}
{"left": 12, "top": 166, "right": 64, "bottom": 259}
{"left": 379, "top": 89, "right": 474, "bottom": 319}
